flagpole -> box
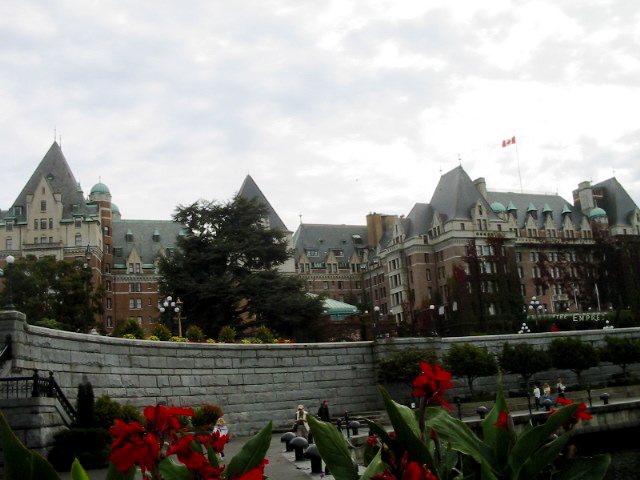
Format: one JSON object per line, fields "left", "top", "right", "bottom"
{"left": 514, "top": 135, "right": 523, "bottom": 193}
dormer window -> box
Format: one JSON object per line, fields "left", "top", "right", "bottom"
{"left": 125, "top": 229, "right": 134, "bottom": 242}
{"left": 153, "top": 229, "right": 160, "bottom": 242}
{"left": 13, "top": 206, "right": 22, "bottom": 216}
{"left": 306, "top": 249, "right": 319, "bottom": 257}
{"left": 6, "top": 221, "right": 13, "bottom": 232}
{"left": 75, "top": 217, "right": 82, "bottom": 228}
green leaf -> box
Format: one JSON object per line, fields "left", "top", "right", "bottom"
{"left": 158, "top": 458, "right": 191, "bottom": 480}
{"left": 553, "top": 454, "right": 611, "bottom": 480}
{"left": 358, "top": 448, "right": 385, "bottom": 480}
{"left": 207, "top": 443, "right": 221, "bottom": 468}
{"left": 508, "top": 403, "right": 580, "bottom": 476}
{"left": 365, "top": 419, "right": 400, "bottom": 456}
{"left": 379, "top": 385, "right": 437, "bottom": 471}
{"left": 519, "top": 433, "right": 569, "bottom": 478}
{"left": 0, "top": 410, "right": 61, "bottom": 480}
{"left": 427, "top": 408, "right": 495, "bottom": 472}
{"left": 104, "top": 462, "right": 137, "bottom": 480}
{"left": 481, "top": 375, "right": 511, "bottom": 471}
{"left": 308, "top": 415, "right": 358, "bottom": 480}
{"left": 225, "top": 421, "right": 272, "bottom": 479}
{"left": 70, "top": 459, "right": 90, "bottom": 480}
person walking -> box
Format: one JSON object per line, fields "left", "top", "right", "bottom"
{"left": 317, "top": 400, "right": 331, "bottom": 422}
{"left": 556, "top": 378, "right": 566, "bottom": 399}
{"left": 294, "top": 404, "right": 309, "bottom": 440}
{"left": 533, "top": 385, "right": 541, "bottom": 411}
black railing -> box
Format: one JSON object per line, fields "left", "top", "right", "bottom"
{"left": 0, "top": 334, "right": 12, "bottom": 368}
{"left": 0, "top": 369, "right": 77, "bottom": 424}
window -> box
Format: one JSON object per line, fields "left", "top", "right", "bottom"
{"left": 75, "top": 233, "right": 82, "bottom": 246}
{"left": 49, "top": 218, "right": 53, "bottom": 229}
{"left": 516, "top": 252, "right": 522, "bottom": 262}
{"left": 136, "top": 299, "right": 142, "bottom": 309}
{"left": 40, "top": 219, "right": 47, "bottom": 230}
{"left": 105, "top": 263, "right": 111, "bottom": 273}
{"left": 106, "top": 298, "right": 112, "bottom": 309}
{"left": 129, "top": 299, "right": 135, "bottom": 309}
{"left": 424, "top": 253, "right": 429, "bottom": 263}
{"left": 332, "top": 249, "right": 344, "bottom": 257}
{"left": 34, "top": 219, "right": 38, "bottom": 230}
{"left": 6, "top": 221, "right": 13, "bottom": 232}
{"left": 306, "top": 249, "right": 319, "bottom": 257}
{"left": 40, "top": 200, "right": 46, "bottom": 212}
{"left": 75, "top": 218, "right": 82, "bottom": 228}
{"left": 128, "top": 263, "right": 134, "bottom": 273}
{"left": 137, "top": 316, "right": 143, "bottom": 325}
{"left": 135, "top": 263, "right": 141, "bottom": 273}
{"left": 6, "top": 238, "right": 13, "bottom": 250}
{"left": 13, "top": 206, "right": 22, "bottom": 216}
{"left": 129, "top": 283, "right": 135, "bottom": 292}
{"left": 106, "top": 316, "right": 113, "bottom": 328}
{"left": 323, "top": 281, "right": 329, "bottom": 290}
{"left": 106, "top": 280, "right": 112, "bottom": 291}
{"left": 105, "top": 244, "right": 111, "bottom": 254}
{"left": 104, "top": 226, "right": 111, "bottom": 237}
{"left": 34, "top": 237, "right": 40, "bottom": 244}
{"left": 41, "top": 235, "right": 47, "bottom": 244}
{"left": 426, "top": 269, "right": 432, "bottom": 281}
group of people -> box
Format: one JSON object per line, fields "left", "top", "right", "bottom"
{"left": 293, "top": 400, "right": 331, "bottom": 440}
{"left": 533, "top": 378, "right": 566, "bottom": 410}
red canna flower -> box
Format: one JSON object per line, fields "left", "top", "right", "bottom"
{"left": 493, "top": 410, "right": 509, "bottom": 430}
{"left": 549, "top": 398, "right": 592, "bottom": 430}
{"left": 198, "top": 430, "right": 229, "bottom": 454}
{"left": 166, "top": 434, "right": 224, "bottom": 478}
{"left": 230, "top": 459, "right": 269, "bottom": 480}
{"left": 371, "top": 451, "right": 437, "bottom": 480}
{"left": 143, "top": 404, "right": 193, "bottom": 440}
{"left": 367, "top": 435, "right": 379, "bottom": 447}
{"left": 412, "top": 362, "right": 454, "bottom": 410}
{"left": 109, "top": 419, "right": 160, "bottom": 475}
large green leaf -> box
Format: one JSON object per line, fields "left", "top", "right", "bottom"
{"left": 553, "top": 454, "right": 611, "bottom": 480}
{"left": 508, "top": 403, "right": 579, "bottom": 476}
{"left": 0, "top": 410, "right": 61, "bottom": 480}
{"left": 519, "top": 433, "right": 569, "bottom": 479}
{"left": 158, "top": 458, "right": 191, "bottom": 480}
{"left": 427, "top": 408, "right": 494, "bottom": 472}
{"left": 358, "top": 448, "right": 385, "bottom": 480}
{"left": 225, "top": 421, "right": 272, "bottom": 479}
{"left": 379, "top": 385, "right": 436, "bottom": 471}
{"left": 308, "top": 415, "right": 358, "bottom": 480}
{"left": 481, "top": 376, "right": 511, "bottom": 472}
{"left": 70, "top": 459, "right": 90, "bottom": 480}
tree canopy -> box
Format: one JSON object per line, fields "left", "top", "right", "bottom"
{"left": 498, "top": 342, "right": 551, "bottom": 388}
{"left": 0, "top": 254, "right": 102, "bottom": 332}
{"left": 377, "top": 348, "right": 439, "bottom": 387}
{"left": 443, "top": 343, "right": 498, "bottom": 395}
{"left": 158, "top": 195, "right": 324, "bottom": 339}
{"left": 548, "top": 337, "right": 600, "bottom": 385}
{"left": 599, "top": 336, "right": 640, "bottom": 378}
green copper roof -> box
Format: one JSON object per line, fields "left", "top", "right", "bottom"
{"left": 589, "top": 206, "right": 607, "bottom": 218}
{"left": 543, "top": 203, "right": 552, "bottom": 213}
{"left": 91, "top": 182, "right": 110, "bottom": 194}
{"left": 507, "top": 201, "right": 517, "bottom": 211}
{"left": 527, "top": 202, "right": 537, "bottom": 212}
{"left": 562, "top": 204, "right": 572, "bottom": 214}
{"left": 111, "top": 203, "right": 120, "bottom": 214}
{"left": 491, "top": 202, "right": 506, "bottom": 213}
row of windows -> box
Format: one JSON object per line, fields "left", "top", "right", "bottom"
{"left": 34, "top": 218, "right": 54, "bottom": 230}
{"left": 105, "top": 316, "right": 155, "bottom": 329}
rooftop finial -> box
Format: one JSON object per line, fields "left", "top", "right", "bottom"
{"left": 54, "top": 126, "right": 56, "bottom": 142}
{"left": 458, "top": 154, "right": 462, "bottom": 167}
{"left": 299, "top": 212, "right": 303, "bottom": 225}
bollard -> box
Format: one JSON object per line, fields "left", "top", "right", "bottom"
{"left": 304, "top": 444, "right": 323, "bottom": 474}
{"left": 600, "top": 393, "right": 611, "bottom": 405}
{"left": 290, "top": 436, "right": 309, "bottom": 461}
{"left": 348, "top": 420, "right": 360, "bottom": 436}
{"left": 476, "top": 406, "right": 488, "bottom": 420}
{"left": 280, "top": 432, "right": 296, "bottom": 452}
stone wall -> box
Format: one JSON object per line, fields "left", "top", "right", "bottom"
{"left": 1, "top": 309, "right": 640, "bottom": 437}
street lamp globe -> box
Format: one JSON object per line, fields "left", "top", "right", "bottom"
{"left": 6, "top": 255, "right": 15, "bottom": 265}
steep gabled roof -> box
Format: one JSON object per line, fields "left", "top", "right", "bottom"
{"left": 429, "top": 167, "right": 498, "bottom": 221}
{"left": 405, "top": 203, "right": 434, "bottom": 238}
{"left": 6, "top": 142, "right": 92, "bottom": 222}
{"left": 111, "top": 219, "right": 183, "bottom": 267}
{"left": 292, "top": 224, "right": 369, "bottom": 261}
{"left": 487, "top": 191, "right": 578, "bottom": 228}
{"left": 592, "top": 177, "right": 639, "bottom": 226}
{"left": 238, "top": 175, "right": 289, "bottom": 232}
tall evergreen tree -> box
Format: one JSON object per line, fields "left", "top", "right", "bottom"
{"left": 158, "top": 195, "right": 324, "bottom": 339}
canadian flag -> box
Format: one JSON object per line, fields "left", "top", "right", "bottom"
{"left": 502, "top": 136, "right": 516, "bottom": 148}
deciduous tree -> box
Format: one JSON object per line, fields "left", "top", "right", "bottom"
{"left": 549, "top": 337, "right": 599, "bottom": 385}
{"left": 443, "top": 343, "right": 498, "bottom": 396}
{"left": 498, "top": 342, "right": 551, "bottom": 388}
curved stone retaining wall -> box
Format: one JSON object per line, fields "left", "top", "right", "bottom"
{"left": 1, "top": 310, "right": 639, "bottom": 436}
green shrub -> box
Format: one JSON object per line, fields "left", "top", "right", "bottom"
{"left": 146, "top": 335, "right": 160, "bottom": 341}
{"left": 186, "top": 325, "right": 206, "bottom": 342}
{"left": 152, "top": 323, "right": 172, "bottom": 341}
{"left": 255, "top": 325, "right": 274, "bottom": 343}
{"left": 377, "top": 348, "right": 438, "bottom": 386}
{"left": 33, "top": 318, "right": 64, "bottom": 330}
{"left": 93, "top": 394, "right": 121, "bottom": 430}
{"left": 47, "top": 428, "right": 111, "bottom": 471}
{"left": 218, "top": 326, "right": 237, "bottom": 343}
{"left": 119, "top": 404, "right": 144, "bottom": 424}
{"left": 192, "top": 404, "right": 223, "bottom": 430}
{"left": 117, "top": 317, "right": 145, "bottom": 339}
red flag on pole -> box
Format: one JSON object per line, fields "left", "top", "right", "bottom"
{"left": 502, "top": 136, "right": 516, "bottom": 148}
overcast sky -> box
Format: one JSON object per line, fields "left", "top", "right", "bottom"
{"left": 2, "top": 0, "right": 639, "bottom": 232}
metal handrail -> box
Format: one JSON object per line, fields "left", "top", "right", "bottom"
{"left": 0, "top": 369, "right": 77, "bottom": 423}
{"left": 0, "top": 334, "right": 12, "bottom": 368}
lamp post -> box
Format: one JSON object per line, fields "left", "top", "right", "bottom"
{"left": 572, "top": 284, "right": 580, "bottom": 312}
{"left": 159, "top": 295, "right": 183, "bottom": 337}
{"left": 373, "top": 305, "right": 380, "bottom": 339}
{"left": 429, "top": 304, "right": 437, "bottom": 336}
{"left": 528, "top": 296, "right": 543, "bottom": 330}
{"left": 83, "top": 245, "right": 92, "bottom": 320}
{"left": 2, "top": 255, "right": 15, "bottom": 310}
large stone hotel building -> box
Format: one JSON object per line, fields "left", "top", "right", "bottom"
{"left": 2, "top": 142, "right": 639, "bottom": 335}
